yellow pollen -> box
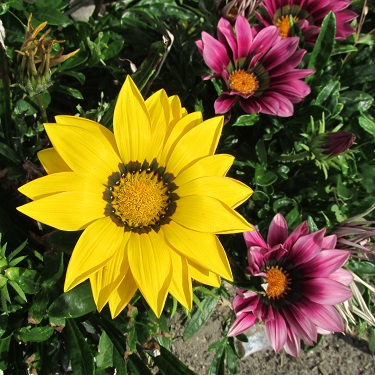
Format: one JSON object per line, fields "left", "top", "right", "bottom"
{"left": 112, "top": 171, "right": 168, "bottom": 228}
{"left": 275, "top": 15, "right": 299, "bottom": 38}
{"left": 265, "top": 266, "right": 290, "bottom": 299}
{"left": 228, "top": 69, "right": 259, "bottom": 95}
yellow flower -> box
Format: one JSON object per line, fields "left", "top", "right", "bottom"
{"left": 17, "top": 76, "right": 253, "bottom": 317}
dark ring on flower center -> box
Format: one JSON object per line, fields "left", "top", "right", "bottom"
{"left": 103, "top": 158, "right": 179, "bottom": 234}
{"left": 259, "top": 258, "right": 304, "bottom": 308}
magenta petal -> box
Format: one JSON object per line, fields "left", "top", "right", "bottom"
{"left": 201, "top": 32, "right": 230, "bottom": 74}
{"left": 283, "top": 221, "right": 309, "bottom": 251}
{"left": 239, "top": 98, "right": 262, "bottom": 114}
{"left": 267, "top": 213, "right": 288, "bottom": 247}
{"left": 227, "top": 312, "right": 257, "bottom": 337}
{"left": 217, "top": 17, "right": 238, "bottom": 62}
{"left": 299, "top": 250, "right": 350, "bottom": 278}
{"left": 248, "top": 246, "right": 267, "bottom": 274}
{"left": 232, "top": 293, "right": 260, "bottom": 315}
{"left": 282, "top": 304, "right": 317, "bottom": 346}
{"left": 244, "top": 229, "right": 267, "bottom": 248}
{"left": 297, "top": 300, "right": 345, "bottom": 332}
{"left": 265, "top": 310, "right": 287, "bottom": 353}
{"left": 235, "top": 15, "right": 253, "bottom": 58}
{"left": 249, "top": 26, "right": 280, "bottom": 59}
{"left": 303, "top": 278, "right": 353, "bottom": 305}
{"left": 288, "top": 229, "right": 325, "bottom": 266}
{"left": 214, "top": 94, "right": 236, "bottom": 114}
{"left": 262, "top": 37, "right": 300, "bottom": 71}
{"left": 327, "top": 268, "right": 354, "bottom": 286}
{"left": 322, "top": 234, "right": 337, "bottom": 250}
{"left": 195, "top": 40, "right": 203, "bottom": 55}
{"left": 284, "top": 329, "right": 301, "bottom": 357}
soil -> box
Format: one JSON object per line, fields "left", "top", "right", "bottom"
{"left": 170, "top": 295, "right": 375, "bottom": 375}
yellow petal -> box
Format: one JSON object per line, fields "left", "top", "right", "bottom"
{"left": 162, "top": 221, "right": 233, "bottom": 280}
{"left": 177, "top": 176, "right": 253, "bottom": 209}
{"left": 38, "top": 148, "right": 71, "bottom": 174}
{"left": 159, "top": 112, "right": 203, "bottom": 166}
{"left": 113, "top": 75, "right": 151, "bottom": 163}
{"left": 172, "top": 195, "right": 252, "bottom": 234}
{"left": 44, "top": 123, "right": 121, "bottom": 184}
{"left": 165, "top": 116, "right": 224, "bottom": 176}
{"left": 127, "top": 231, "right": 172, "bottom": 317}
{"left": 17, "top": 190, "right": 106, "bottom": 231}
{"left": 174, "top": 154, "right": 235, "bottom": 186}
{"left": 18, "top": 172, "right": 103, "bottom": 200}
{"left": 64, "top": 217, "right": 129, "bottom": 291}
{"left": 146, "top": 89, "right": 169, "bottom": 158}
{"left": 90, "top": 244, "right": 130, "bottom": 311}
{"left": 108, "top": 271, "right": 138, "bottom": 318}
{"left": 169, "top": 250, "right": 192, "bottom": 310}
{"left": 54, "top": 115, "right": 119, "bottom": 155}
{"left": 188, "top": 260, "right": 221, "bottom": 288}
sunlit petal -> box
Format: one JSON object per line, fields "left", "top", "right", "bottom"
{"left": 113, "top": 75, "right": 151, "bottom": 162}
{"left": 64, "top": 217, "right": 129, "bottom": 291}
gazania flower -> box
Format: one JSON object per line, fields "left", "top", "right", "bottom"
{"left": 196, "top": 16, "right": 314, "bottom": 116}
{"left": 228, "top": 213, "right": 353, "bottom": 357}
{"left": 256, "top": 0, "right": 357, "bottom": 43}
{"left": 17, "top": 76, "right": 253, "bottom": 318}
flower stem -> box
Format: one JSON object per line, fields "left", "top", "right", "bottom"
{"left": 35, "top": 94, "right": 48, "bottom": 123}
{"left": 275, "top": 151, "right": 311, "bottom": 162}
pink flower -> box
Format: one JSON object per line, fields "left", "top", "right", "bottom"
{"left": 228, "top": 213, "right": 353, "bottom": 357}
{"left": 196, "top": 16, "right": 314, "bottom": 117}
{"left": 256, "top": 0, "right": 357, "bottom": 43}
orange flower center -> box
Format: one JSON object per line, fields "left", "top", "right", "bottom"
{"left": 228, "top": 69, "right": 259, "bottom": 94}
{"left": 275, "top": 15, "right": 299, "bottom": 38}
{"left": 112, "top": 171, "right": 168, "bottom": 228}
{"left": 264, "top": 266, "right": 291, "bottom": 299}
{"left": 104, "top": 160, "right": 179, "bottom": 233}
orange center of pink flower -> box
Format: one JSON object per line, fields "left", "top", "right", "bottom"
{"left": 228, "top": 69, "right": 259, "bottom": 94}
{"left": 264, "top": 266, "right": 291, "bottom": 299}
{"left": 275, "top": 15, "right": 299, "bottom": 38}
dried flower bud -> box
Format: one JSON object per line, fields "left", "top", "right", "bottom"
{"left": 215, "top": 0, "right": 261, "bottom": 23}
{"left": 310, "top": 131, "right": 356, "bottom": 158}
{"left": 16, "top": 14, "right": 79, "bottom": 97}
{"left": 322, "top": 132, "right": 356, "bottom": 156}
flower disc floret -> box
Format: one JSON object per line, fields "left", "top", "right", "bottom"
{"left": 104, "top": 159, "right": 178, "bottom": 234}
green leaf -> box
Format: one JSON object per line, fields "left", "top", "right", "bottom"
{"left": 54, "top": 85, "right": 84, "bottom": 99}
{"left": 308, "top": 12, "right": 336, "bottom": 73}
{"left": 255, "top": 165, "right": 277, "bottom": 187}
{"left": 226, "top": 345, "right": 238, "bottom": 374}
{"left": 97, "top": 331, "right": 114, "bottom": 369}
{"left": 127, "top": 353, "right": 152, "bottom": 375}
{"left": 0, "top": 142, "right": 21, "bottom": 163}
{"left": 31, "top": 8, "right": 71, "bottom": 26}
{"left": 8, "top": 280, "right": 27, "bottom": 302}
{"left": 64, "top": 319, "right": 95, "bottom": 375}
{"left": 48, "top": 281, "right": 96, "bottom": 323}
{"left": 153, "top": 346, "right": 198, "bottom": 375}
{"left": 340, "top": 91, "right": 373, "bottom": 114}
{"left": 232, "top": 114, "right": 259, "bottom": 126}
{"left": 342, "top": 64, "right": 375, "bottom": 86}
{"left": 369, "top": 327, "right": 375, "bottom": 354}
{"left": 183, "top": 295, "right": 219, "bottom": 340}
{"left": 0, "top": 335, "right": 11, "bottom": 370}
{"left": 17, "top": 326, "right": 54, "bottom": 343}
{"left": 207, "top": 346, "right": 225, "bottom": 375}
{"left": 358, "top": 114, "right": 375, "bottom": 138}
{"left": 255, "top": 139, "right": 267, "bottom": 166}
{"left": 349, "top": 261, "right": 375, "bottom": 276}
